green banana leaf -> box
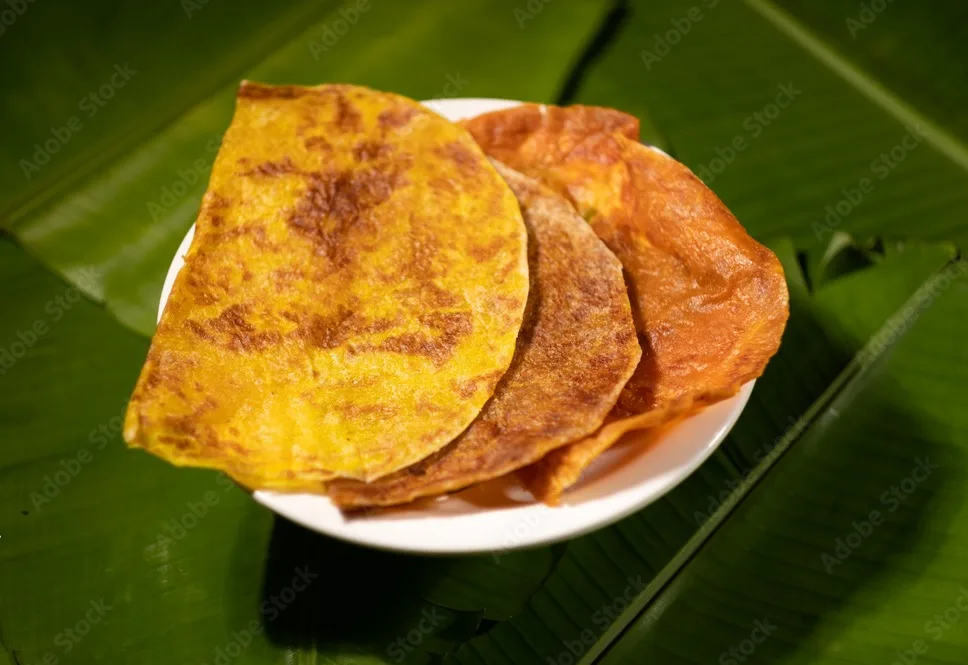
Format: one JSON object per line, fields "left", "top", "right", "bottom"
{"left": 576, "top": 0, "right": 968, "bottom": 250}
{"left": 3, "top": 0, "right": 968, "bottom": 664}
{"left": 599, "top": 262, "right": 968, "bottom": 664}
{"left": 1, "top": 0, "right": 614, "bottom": 336}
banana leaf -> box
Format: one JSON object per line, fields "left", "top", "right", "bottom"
{"left": 0, "top": 236, "right": 558, "bottom": 664}
{"left": 2, "top": 0, "right": 614, "bottom": 336}
{"left": 3, "top": 0, "right": 968, "bottom": 664}
{"left": 574, "top": 0, "right": 968, "bottom": 251}
{"left": 596, "top": 261, "right": 968, "bottom": 665}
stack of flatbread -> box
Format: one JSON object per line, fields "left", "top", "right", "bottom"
{"left": 124, "top": 83, "right": 788, "bottom": 509}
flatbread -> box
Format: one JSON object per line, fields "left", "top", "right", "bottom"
{"left": 327, "top": 161, "right": 640, "bottom": 509}
{"left": 462, "top": 103, "right": 640, "bottom": 169}
{"left": 124, "top": 82, "right": 529, "bottom": 488}
{"left": 465, "top": 106, "right": 788, "bottom": 503}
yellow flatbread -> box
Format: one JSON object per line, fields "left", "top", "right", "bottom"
{"left": 124, "top": 82, "right": 529, "bottom": 488}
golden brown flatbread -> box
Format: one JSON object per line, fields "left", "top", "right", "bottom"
{"left": 124, "top": 82, "right": 529, "bottom": 488}
{"left": 465, "top": 105, "right": 789, "bottom": 503}
{"left": 327, "top": 161, "right": 640, "bottom": 509}
{"left": 463, "top": 103, "right": 640, "bottom": 169}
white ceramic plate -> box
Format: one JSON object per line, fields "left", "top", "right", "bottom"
{"left": 157, "top": 97, "right": 754, "bottom": 554}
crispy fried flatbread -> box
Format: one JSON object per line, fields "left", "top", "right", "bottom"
{"left": 124, "top": 82, "right": 529, "bottom": 488}
{"left": 327, "top": 161, "right": 640, "bottom": 509}
{"left": 463, "top": 103, "right": 640, "bottom": 169}
{"left": 465, "top": 106, "right": 789, "bottom": 503}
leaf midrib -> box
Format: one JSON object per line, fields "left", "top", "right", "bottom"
{"left": 744, "top": 0, "right": 968, "bottom": 174}
{"left": 578, "top": 258, "right": 963, "bottom": 665}
{"left": 0, "top": 0, "right": 339, "bottom": 230}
